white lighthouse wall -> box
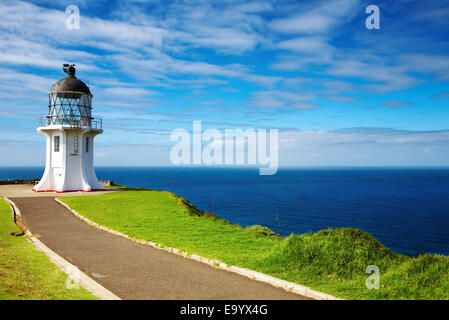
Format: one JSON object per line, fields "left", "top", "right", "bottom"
{"left": 33, "top": 132, "right": 53, "bottom": 191}
{"left": 62, "top": 131, "right": 86, "bottom": 191}
{"left": 34, "top": 127, "right": 104, "bottom": 192}
{"left": 82, "top": 134, "right": 104, "bottom": 190}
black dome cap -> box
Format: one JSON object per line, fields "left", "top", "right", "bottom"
{"left": 49, "top": 64, "right": 92, "bottom": 96}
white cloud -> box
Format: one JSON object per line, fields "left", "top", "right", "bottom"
{"left": 270, "top": 13, "right": 333, "bottom": 34}
{"left": 249, "top": 90, "right": 318, "bottom": 110}
{"left": 0, "top": 68, "right": 55, "bottom": 105}
{"left": 327, "top": 59, "right": 419, "bottom": 93}
{"left": 269, "top": 0, "right": 358, "bottom": 34}
{"left": 111, "top": 51, "right": 280, "bottom": 87}
{"left": 0, "top": 0, "right": 273, "bottom": 85}
{"left": 279, "top": 128, "right": 449, "bottom": 146}
{"left": 432, "top": 92, "right": 449, "bottom": 99}
{"left": 276, "top": 37, "right": 333, "bottom": 53}
{"left": 0, "top": 36, "right": 99, "bottom": 70}
{"left": 382, "top": 100, "right": 414, "bottom": 108}
{"left": 400, "top": 54, "right": 449, "bottom": 80}
{"left": 1, "top": 0, "right": 449, "bottom": 167}
{"left": 101, "top": 87, "right": 158, "bottom": 97}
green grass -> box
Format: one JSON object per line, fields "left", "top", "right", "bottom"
{"left": 0, "top": 199, "right": 97, "bottom": 300}
{"left": 60, "top": 189, "right": 449, "bottom": 300}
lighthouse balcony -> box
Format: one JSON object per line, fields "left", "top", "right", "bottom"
{"left": 37, "top": 115, "right": 102, "bottom": 130}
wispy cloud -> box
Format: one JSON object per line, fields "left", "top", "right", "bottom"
{"left": 269, "top": 0, "right": 358, "bottom": 34}
{"left": 1, "top": 0, "right": 449, "bottom": 166}
{"left": 382, "top": 100, "right": 414, "bottom": 108}
{"left": 279, "top": 127, "right": 449, "bottom": 146}
{"left": 432, "top": 92, "right": 449, "bottom": 99}
{"left": 249, "top": 90, "right": 318, "bottom": 110}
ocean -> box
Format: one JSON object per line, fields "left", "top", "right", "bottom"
{"left": 1, "top": 166, "right": 448, "bottom": 257}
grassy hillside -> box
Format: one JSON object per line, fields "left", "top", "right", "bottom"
{"left": 0, "top": 199, "right": 97, "bottom": 300}
{"left": 61, "top": 189, "right": 449, "bottom": 300}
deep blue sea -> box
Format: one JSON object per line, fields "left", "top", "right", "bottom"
{"left": 1, "top": 167, "right": 449, "bottom": 257}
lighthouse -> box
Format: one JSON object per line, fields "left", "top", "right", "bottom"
{"left": 33, "top": 64, "right": 104, "bottom": 192}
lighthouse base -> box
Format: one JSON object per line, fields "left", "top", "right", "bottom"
{"left": 32, "top": 188, "right": 105, "bottom": 193}
{"left": 33, "top": 125, "right": 104, "bottom": 193}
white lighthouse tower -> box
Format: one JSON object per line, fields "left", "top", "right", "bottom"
{"left": 33, "top": 64, "right": 104, "bottom": 193}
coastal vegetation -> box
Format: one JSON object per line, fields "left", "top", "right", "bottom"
{"left": 60, "top": 188, "right": 449, "bottom": 300}
{"left": 0, "top": 199, "right": 97, "bottom": 300}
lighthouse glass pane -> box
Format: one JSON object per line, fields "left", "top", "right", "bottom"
{"left": 78, "top": 95, "right": 92, "bottom": 126}
{"left": 48, "top": 92, "right": 92, "bottom": 127}
{"left": 54, "top": 136, "right": 60, "bottom": 152}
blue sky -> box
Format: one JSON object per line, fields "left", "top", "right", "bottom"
{"left": 1, "top": 0, "right": 449, "bottom": 167}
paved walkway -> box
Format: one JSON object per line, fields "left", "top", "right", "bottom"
{"left": 10, "top": 196, "right": 308, "bottom": 300}
{"left": 0, "top": 184, "right": 116, "bottom": 198}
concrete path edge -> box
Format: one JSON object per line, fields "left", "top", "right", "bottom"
{"left": 55, "top": 198, "right": 342, "bottom": 300}
{"left": 3, "top": 197, "right": 121, "bottom": 300}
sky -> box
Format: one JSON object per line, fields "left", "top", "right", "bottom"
{"left": 0, "top": 0, "right": 449, "bottom": 167}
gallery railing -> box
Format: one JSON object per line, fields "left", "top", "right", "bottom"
{"left": 37, "top": 115, "right": 102, "bottom": 130}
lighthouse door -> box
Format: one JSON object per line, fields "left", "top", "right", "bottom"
{"left": 53, "top": 167, "right": 63, "bottom": 189}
